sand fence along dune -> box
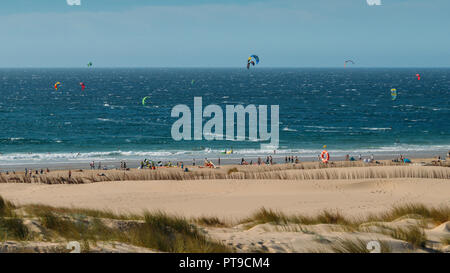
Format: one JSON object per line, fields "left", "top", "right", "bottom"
{"left": 0, "top": 165, "right": 449, "bottom": 184}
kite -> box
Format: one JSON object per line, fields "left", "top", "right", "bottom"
{"left": 247, "top": 55, "right": 259, "bottom": 69}
{"left": 416, "top": 74, "right": 421, "bottom": 80}
{"left": 54, "top": 82, "right": 62, "bottom": 91}
{"left": 344, "top": 60, "right": 355, "bottom": 67}
{"left": 391, "top": 88, "right": 397, "bottom": 100}
{"left": 142, "top": 96, "right": 151, "bottom": 106}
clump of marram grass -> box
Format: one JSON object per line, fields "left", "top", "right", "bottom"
{"left": 24, "top": 204, "right": 143, "bottom": 221}
{"left": 0, "top": 196, "right": 16, "bottom": 218}
{"left": 194, "top": 216, "right": 229, "bottom": 228}
{"left": 366, "top": 203, "right": 450, "bottom": 225}
{"left": 0, "top": 218, "right": 30, "bottom": 241}
{"left": 330, "top": 238, "right": 392, "bottom": 253}
{"left": 380, "top": 225, "right": 427, "bottom": 249}
{"left": 30, "top": 204, "right": 232, "bottom": 252}
{"left": 441, "top": 236, "right": 450, "bottom": 245}
{"left": 126, "top": 211, "right": 232, "bottom": 253}
{"left": 242, "top": 208, "right": 290, "bottom": 226}
{"left": 241, "top": 207, "right": 355, "bottom": 229}
{"left": 40, "top": 211, "right": 91, "bottom": 240}
{"left": 0, "top": 197, "right": 29, "bottom": 241}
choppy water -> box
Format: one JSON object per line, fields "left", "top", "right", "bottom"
{"left": 0, "top": 68, "right": 448, "bottom": 165}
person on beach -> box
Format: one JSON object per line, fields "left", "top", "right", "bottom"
{"left": 345, "top": 154, "right": 349, "bottom": 161}
{"left": 68, "top": 170, "right": 72, "bottom": 179}
{"left": 218, "top": 157, "right": 221, "bottom": 166}
{"left": 193, "top": 159, "right": 196, "bottom": 166}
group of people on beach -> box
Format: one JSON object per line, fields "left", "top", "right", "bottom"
{"left": 285, "top": 156, "right": 300, "bottom": 164}
{"left": 24, "top": 168, "right": 50, "bottom": 177}
{"left": 89, "top": 161, "right": 103, "bottom": 170}
{"left": 342, "top": 153, "right": 376, "bottom": 163}
{"left": 140, "top": 159, "right": 172, "bottom": 169}
{"left": 120, "top": 161, "right": 128, "bottom": 170}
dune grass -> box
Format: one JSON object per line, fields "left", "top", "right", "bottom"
{"left": 0, "top": 196, "right": 30, "bottom": 241}
{"left": 193, "top": 216, "right": 229, "bottom": 228}
{"left": 36, "top": 209, "right": 231, "bottom": 253}
{"left": 0, "top": 218, "right": 30, "bottom": 241}
{"left": 24, "top": 204, "right": 143, "bottom": 221}
{"left": 0, "top": 196, "right": 16, "bottom": 218}
{"left": 2, "top": 197, "right": 231, "bottom": 253}
{"left": 38, "top": 210, "right": 122, "bottom": 243}
{"left": 242, "top": 207, "right": 356, "bottom": 229}
{"left": 330, "top": 238, "right": 392, "bottom": 253}
{"left": 366, "top": 203, "right": 450, "bottom": 225}
{"left": 126, "top": 211, "right": 231, "bottom": 253}
{"left": 376, "top": 225, "right": 427, "bottom": 249}
{"left": 242, "top": 203, "right": 450, "bottom": 230}
{"left": 441, "top": 236, "right": 450, "bottom": 245}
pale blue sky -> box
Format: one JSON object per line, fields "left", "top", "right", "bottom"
{"left": 0, "top": 0, "right": 449, "bottom": 67}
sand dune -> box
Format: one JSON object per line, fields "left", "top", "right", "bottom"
{"left": 0, "top": 177, "right": 448, "bottom": 219}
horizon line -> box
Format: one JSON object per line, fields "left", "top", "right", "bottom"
{"left": 1, "top": 66, "right": 449, "bottom": 69}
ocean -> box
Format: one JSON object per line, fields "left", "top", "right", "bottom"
{"left": 0, "top": 68, "right": 449, "bottom": 167}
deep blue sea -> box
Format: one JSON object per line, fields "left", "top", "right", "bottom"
{"left": 0, "top": 68, "right": 449, "bottom": 165}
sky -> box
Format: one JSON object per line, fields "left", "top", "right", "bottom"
{"left": 0, "top": 0, "right": 449, "bottom": 67}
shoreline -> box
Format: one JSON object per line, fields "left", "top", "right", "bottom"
{"left": 0, "top": 150, "right": 448, "bottom": 172}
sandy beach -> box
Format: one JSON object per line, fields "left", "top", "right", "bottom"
{"left": 1, "top": 159, "right": 449, "bottom": 253}
{"left": 0, "top": 177, "right": 449, "bottom": 219}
